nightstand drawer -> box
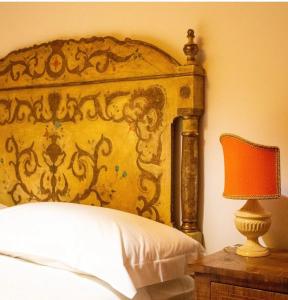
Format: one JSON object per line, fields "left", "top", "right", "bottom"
{"left": 211, "top": 282, "right": 288, "bottom": 300}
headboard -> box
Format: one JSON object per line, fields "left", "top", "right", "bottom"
{"left": 0, "top": 30, "right": 204, "bottom": 241}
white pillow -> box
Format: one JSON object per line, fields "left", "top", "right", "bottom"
{"left": 0, "top": 203, "right": 7, "bottom": 209}
{"left": 0, "top": 202, "right": 204, "bottom": 298}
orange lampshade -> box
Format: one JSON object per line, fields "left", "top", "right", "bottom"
{"left": 220, "top": 134, "right": 280, "bottom": 199}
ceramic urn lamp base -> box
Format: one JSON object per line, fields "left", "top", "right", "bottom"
{"left": 234, "top": 199, "right": 271, "bottom": 257}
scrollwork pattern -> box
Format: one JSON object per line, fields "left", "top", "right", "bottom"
{"left": 106, "top": 87, "right": 166, "bottom": 221}
{"left": 6, "top": 136, "right": 41, "bottom": 204}
{"left": 0, "top": 93, "right": 102, "bottom": 125}
{"left": 6, "top": 133, "right": 113, "bottom": 207}
{"left": 3, "top": 85, "right": 166, "bottom": 222}
{"left": 66, "top": 47, "right": 137, "bottom": 75}
{"left": 0, "top": 40, "right": 140, "bottom": 82}
{"left": 0, "top": 53, "right": 45, "bottom": 81}
{"left": 68, "top": 135, "right": 112, "bottom": 206}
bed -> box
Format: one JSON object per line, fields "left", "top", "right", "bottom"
{"left": 0, "top": 29, "right": 204, "bottom": 300}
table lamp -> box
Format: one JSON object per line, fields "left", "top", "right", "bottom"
{"left": 220, "top": 134, "right": 280, "bottom": 257}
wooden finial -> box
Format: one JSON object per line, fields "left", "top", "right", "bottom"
{"left": 183, "top": 29, "right": 199, "bottom": 65}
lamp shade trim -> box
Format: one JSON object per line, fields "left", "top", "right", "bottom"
{"left": 223, "top": 193, "right": 280, "bottom": 200}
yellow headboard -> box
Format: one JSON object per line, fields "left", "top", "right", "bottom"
{"left": 0, "top": 30, "right": 204, "bottom": 239}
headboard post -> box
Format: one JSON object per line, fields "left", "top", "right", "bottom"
{"left": 179, "top": 29, "right": 204, "bottom": 243}
{"left": 180, "top": 113, "right": 202, "bottom": 243}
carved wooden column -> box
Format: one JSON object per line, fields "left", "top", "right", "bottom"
{"left": 180, "top": 29, "right": 203, "bottom": 243}
{"left": 180, "top": 114, "right": 202, "bottom": 242}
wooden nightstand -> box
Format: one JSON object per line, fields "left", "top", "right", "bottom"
{"left": 189, "top": 248, "right": 288, "bottom": 299}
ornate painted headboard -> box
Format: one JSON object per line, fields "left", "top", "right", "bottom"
{"left": 0, "top": 30, "right": 204, "bottom": 241}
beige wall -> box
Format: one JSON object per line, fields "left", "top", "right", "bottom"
{"left": 1, "top": 3, "right": 288, "bottom": 253}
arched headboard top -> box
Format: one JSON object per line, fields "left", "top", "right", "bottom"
{"left": 0, "top": 34, "right": 203, "bottom": 92}
{"left": 0, "top": 29, "right": 204, "bottom": 242}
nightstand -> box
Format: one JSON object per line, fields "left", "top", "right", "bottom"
{"left": 189, "top": 248, "right": 288, "bottom": 299}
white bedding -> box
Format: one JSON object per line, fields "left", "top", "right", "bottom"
{"left": 0, "top": 203, "right": 203, "bottom": 298}
{"left": 0, "top": 254, "right": 194, "bottom": 300}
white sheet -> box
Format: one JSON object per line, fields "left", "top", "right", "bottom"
{"left": 0, "top": 254, "right": 194, "bottom": 300}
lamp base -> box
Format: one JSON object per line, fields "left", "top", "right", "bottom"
{"left": 236, "top": 239, "right": 270, "bottom": 257}
{"left": 235, "top": 199, "right": 271, "bottom": 257}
